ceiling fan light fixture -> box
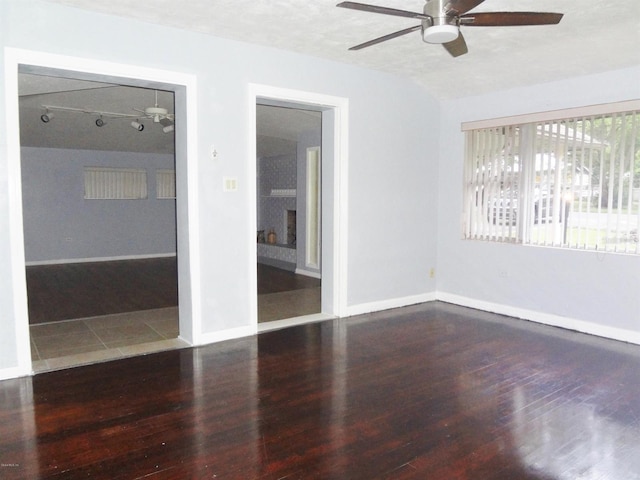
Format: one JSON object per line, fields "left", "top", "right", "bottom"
{"left": 422, "top": 24, "right": 458, "bottom": 44}
{"left": 162, "top": 124, "right": 175, "bottom": 134}
{"left": 145, "top": 106, "right": 168, "bottom": 123}
{"left": 130, "top": 120, "right": 144, "bottom": 131}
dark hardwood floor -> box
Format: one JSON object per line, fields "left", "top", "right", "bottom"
{"left": 25, "top": 259, "right": 319, "bottom": 324}
{"left": 2, "top": 302, "right": 639, "bottom": 479}
{"left": 25, "top": 258, "right": 178, "bottom": 324}
{"left": 257, "top": 263, "right": 320, "bottom": 294}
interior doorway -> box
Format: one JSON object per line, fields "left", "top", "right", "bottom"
{"left": 256, "top": 104, "right": 322, "bottom": 323}
{"left": 252, "top": 85, "right": 348, "bottom": 330}
{"left": 14, "top": 62, "right": 192, "bottom": 373}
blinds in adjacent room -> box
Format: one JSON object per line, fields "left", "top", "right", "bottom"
{"left": 84, "top": 167, "right": 148, "bottom": 200}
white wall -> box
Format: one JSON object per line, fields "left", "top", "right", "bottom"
{"left": 437, "top": 67, "right": 640, "bottom": 343}
{"left": 0, "top": 0, "right": 440, "bottom": 376}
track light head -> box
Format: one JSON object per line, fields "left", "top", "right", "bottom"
{"left": 40, "top": 111, "right": 54, "bottom": 123}
{"left": 130, "top": 120, "right": 144, "bottom": 131}
{"left": 95, "top": 117, "right": 106, "bottom": 127}
{"left": 162, "top": 124, "right": 175, "bottom": 134}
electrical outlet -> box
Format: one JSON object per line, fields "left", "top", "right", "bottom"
{"left": 499, "top": 270, "right": 509, "bottom": 278}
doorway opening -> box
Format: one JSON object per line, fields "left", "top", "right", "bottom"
{"left": 15, "top": 62, "right": 193, "bottom": 373}
{"left": 256, "top": 103, "right": 322, "bottom": 323}
{"left": 252, "top": 85, "right": 348, "bottom": 330}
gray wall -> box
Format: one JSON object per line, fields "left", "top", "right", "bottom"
{"left": 21, "top": 147, "right": 176, "bottom": 263}
{"left": 1, "top": 0, "right": 440, "bottom": 375}
{"left": 437, "top": 66, "right": 640, "bottom": 336}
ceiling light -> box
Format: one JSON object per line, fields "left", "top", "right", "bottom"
{"left": 95, "top": 117, "right": 106, "bottom": 127}
{"left": 131, "top": 120, "right": 144, "bottom": 131}
{"left": 162, "top": 124, "right": 175, "bottom": 134}
{"left": 422, "top": 24, "right": 459, "bottom": 44}
{"left": 146, "top": 107, "right": 167, "bottom": 123}
{"left": 40, "top": 111, "right": 54, "bottom": 123}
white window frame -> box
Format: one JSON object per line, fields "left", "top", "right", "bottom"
{"left": 462, "top": 100, "right": 640, "bottom": 255}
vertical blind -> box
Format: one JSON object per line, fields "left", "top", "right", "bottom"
{"left": 84, "top": 167, "right": 148, "bottom": 200}
{"left": 156, "top": 169, "right": 176, "bottom": 199}
{"left": 463, "top": 108, "right": 639, "bottom": 254}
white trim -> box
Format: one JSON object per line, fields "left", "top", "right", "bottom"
{"left": 344, "top": 290, "right": 640, "bottom": 345}
{"left": 181, "top": 69, "right": 202, "bottom": 346}
{"left": 258, "top": 313, "right": 335, "bottom": 333}
{"left": 345, "top": 293, "right": 437, "bottom": 317}
{"left": 248, "top": 83, "right": 349, "bottom": 327}
{"left": 195, "top": 325, "right": 257, "bottom": 346}
{"left": 3, "top": 48, "right": 201, "bottom": 377}
{"left": 4, "top": 48, "right": 32, "bottom": 376}
{"left": 461, "top": 99, "right": 640, "bottom": 131}
{"left": 437, "top": 292, "right": 640, "bottom": 346}
{"left": 0, "top": 366, "right": 32, "bottom": 381}
{"left": 25, "top": 253, "right": 177, "bottom": 266}
{"left": 294, "top": 268, "right": 321, "bottom": 279}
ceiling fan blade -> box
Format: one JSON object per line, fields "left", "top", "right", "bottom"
{"left": 337, "top": 2, "right": 430, "bottom": 20}
{"left": 444, "top": 0, "right": 485, "bottom": 16}
{"left": 442, "top": 32, "right": 468, "bottom": 57}
{"left": 349, "top": 25, "right": 421, "bottom": 50}
{"left": 460, "top": 12, "right": 563, "bottom": 27}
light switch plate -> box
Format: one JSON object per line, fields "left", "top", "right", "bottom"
{"left": 223, "top": 177, "right": 238, "bottom": 192}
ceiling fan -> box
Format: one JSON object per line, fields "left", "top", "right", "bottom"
{"left": 337, "top": 0, "right": 563, "bottom": 57}
{"left": 133, "top": 90, "right": 174, "bottom": 126}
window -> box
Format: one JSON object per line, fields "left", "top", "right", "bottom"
{"left": 84, "top": 167, "right": 147, "bottom": 200}
{"left": 156, "top": 169, "right": 176, "bottom": 199}
{"left": 306, "top": 146, "right": 321, "bottom": 268}
{"left": 463, "top": 102, "right": 639, "bottom": 254}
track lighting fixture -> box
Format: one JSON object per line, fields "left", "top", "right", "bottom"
{"left": 39, "top": 103, "right": 174, "bottom": 133}
{"left": 40, "top": 110, "right": 54, "bottom": 123}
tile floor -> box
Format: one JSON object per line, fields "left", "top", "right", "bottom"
{"left": 30, "top": 288, "right": 321, "bottom": 373}
{"left": 258, "top": 287, "right": 321, "bottom": 322}
{"left": 30, "top": 307, "right": 188, "bottom": 373}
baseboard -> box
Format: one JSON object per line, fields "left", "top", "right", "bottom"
{"left": 194, "top": 325, "right": 257, "bottom": 346}
{"left": 0, "top": 365, "right": 32, "bottom": 381}
{"left": 436, "top": 292, "right": 640, "bottom": 346}
{"left": 25, "top": 252, "right": 177, "bottom": 266}
{"left": 346, "top": 292, "right": 437, "bottom": 317}
{"left": 258, "top": 313, "right": 334, "bottom": 333}
{"left": 294, "top": 268, "right": 321, "bottom": 279}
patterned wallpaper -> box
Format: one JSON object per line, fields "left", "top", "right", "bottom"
{"left": 258, "top": 154, "right": 297, "bottom": 247}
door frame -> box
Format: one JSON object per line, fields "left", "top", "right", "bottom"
{"left": 4, "top": 48, "right": 201, "bottom": 375}
{"left": 248, "top": 84, "right": 349, "bottom": 330}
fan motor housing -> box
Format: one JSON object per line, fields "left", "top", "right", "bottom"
{"left": 145, "top": 106, "right": 168, "bottom": 122}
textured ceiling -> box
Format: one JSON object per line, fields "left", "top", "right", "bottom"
{"left": 43, "top": 0, "right": 640, "bottom": 99}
